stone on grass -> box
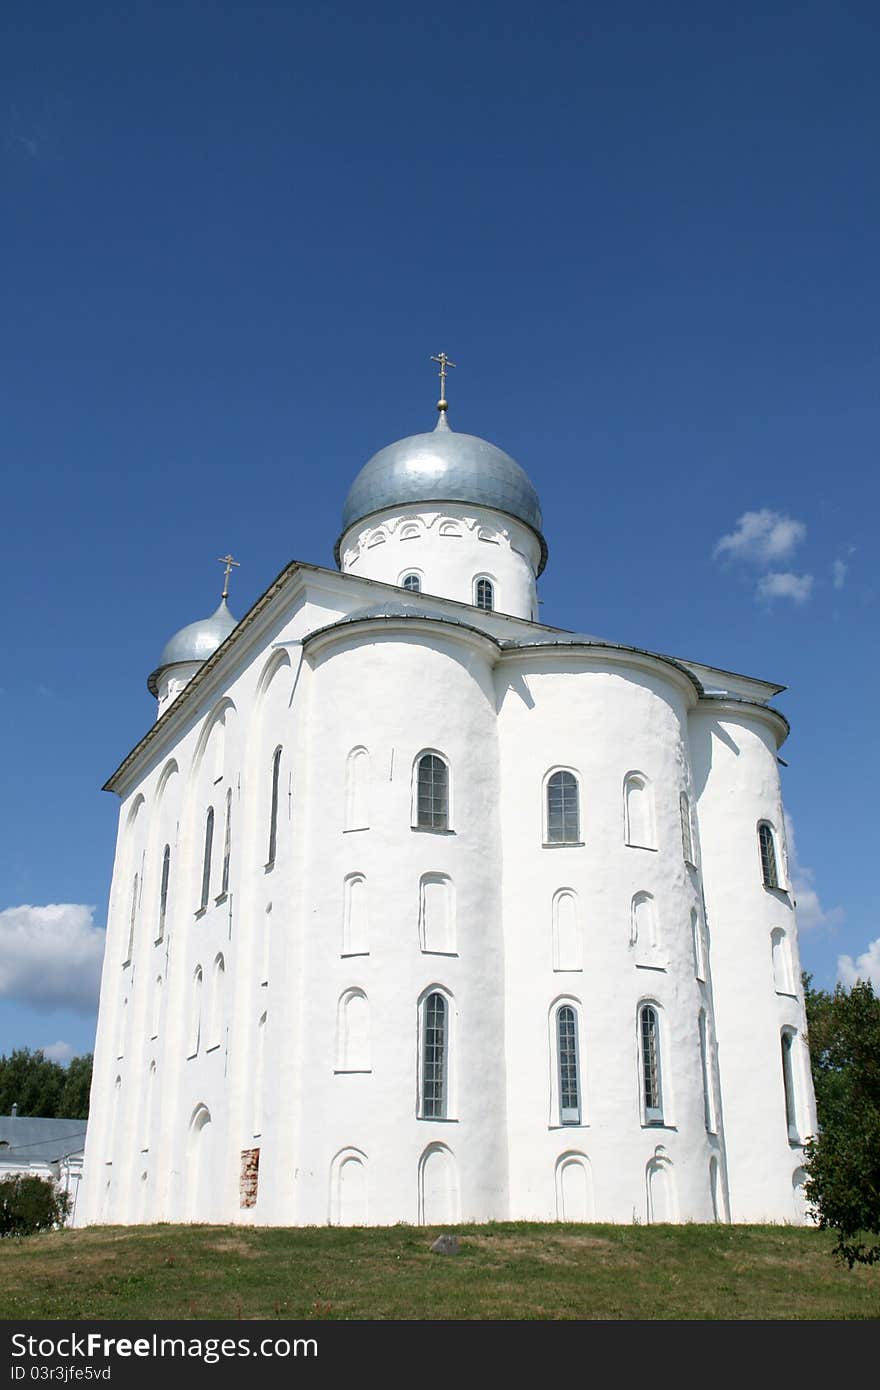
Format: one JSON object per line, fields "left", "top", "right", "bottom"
{"left": 430, "top": 1234, "right": 460, "bottom": 1256}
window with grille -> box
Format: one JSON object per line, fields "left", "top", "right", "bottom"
{"left": 759, "top": 822, "right": 779, "bottom": 888}
{"left": 640, "top": 1005, "right": 664, "bottom": 1124}
{"left": 402, "top": 573, "right": 421, "bottom": 593}
{"left": 680, "top": 793, "right": 694, "bottom": 865}
{"left": 557, "top": 1005, "right": 581, "bottom": 1124}
{"left": 421, "top": 992, "right": 448, "bottom": 1118}
{"left": 546, "top": 770, "right": 580, "bottom": 844}
{"left": 416, "top": 754, "right": 449, "bottom": 830}
{"left": 475, "top": 577, "right": 494, "bottom": 611}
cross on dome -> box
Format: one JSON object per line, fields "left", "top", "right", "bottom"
{"left": 217, "top": 554, "right": 240, "bottom": 601}
{"left": 430, "top": 351, "right": 456, "bottom": 413}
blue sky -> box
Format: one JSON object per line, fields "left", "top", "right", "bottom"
{"left": 2, "top": 0, "right": 877, "bottom": 1063}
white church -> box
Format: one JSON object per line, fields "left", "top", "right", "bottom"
{"left": 79, "top": 361, "right": 816, "bottom": 1227}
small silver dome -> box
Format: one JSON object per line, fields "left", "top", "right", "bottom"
{"left": 336, "top": 414, "right": 547, "bottom": 574}
{"left": 147, "top": 599, "right": 237, "bottom": 695}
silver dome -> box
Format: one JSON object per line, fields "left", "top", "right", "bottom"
{"left": 336, "top": 414, "right": 547, "bottom": 574}
{"left": 147, "top": 599, "right": 238, "bottom": 695}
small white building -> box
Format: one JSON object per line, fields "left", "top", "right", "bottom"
{"left": 1, "top": 1113, "right": 87, "bottom": 1224}
{"left": 78, "top": 390, "right": 816, "bottom": 1227}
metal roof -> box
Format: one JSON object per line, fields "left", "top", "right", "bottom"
{"left": 336, "top": 413, "right": 548, "bottom": 573}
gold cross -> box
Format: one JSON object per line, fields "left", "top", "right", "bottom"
{"left": 217, "top": 554, "right": 240, "bottom": 600}
{"left": 430, "top": 352, "right": 456, "bottom": 411}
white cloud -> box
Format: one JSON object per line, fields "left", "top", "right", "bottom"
{"left": 832, "top": 558, "right": 847, "bottom": 590}
{"left": 838, "top": 939, "right": 880, "bottom": 990}
{"left": 0, "top": 905, "right": 105, "bottom": 1014}
{"left": 755, "top": 571, "right": 814, "bottom": 604}
{"left": 41, "top": 1040, "right": 74, "bottom": 1064}
{"left": 784, "top": 815, "right": 844, "bottom": 931}
{"left": 714, "top": 509, "right": 807, "bottom": 565}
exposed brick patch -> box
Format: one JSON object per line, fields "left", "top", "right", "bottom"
{"left": 239, "top": 1147, "right": 260, "bottom": 1208}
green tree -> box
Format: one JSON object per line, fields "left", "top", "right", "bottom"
{"left": 0, "top": 1049, "right": 93, "bottom": 1119}
{"left": 57, "top": 1055, "right": 93, "bottom": 1120}
{"left": 0, "top": 1175, "right": 71, "bottom": 1237}
{"left": 803, "top": 973, "right": 880, "bottom": 1266}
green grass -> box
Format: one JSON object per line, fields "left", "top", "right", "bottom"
{"left": 0, "top": 1223, "right": 877, "bottom": 1320}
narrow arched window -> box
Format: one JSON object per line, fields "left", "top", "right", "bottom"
{"left": 759, "top": 822, "right": 779, "bottom": 888}
{"left": 199, "top": 809, "right": 214, "bottom": 911}
{"left": 268, "top": 747, "right": 282, "bottom": 865}
{"left": 125, "top": 873, "right": 138, "bottom": 964}
{"left": 402, "top": 572, "right": 421, "bottom": 593}
{"left": 416, "top": 753, "right": 449, "bottom": 830}
{"left": 556, "top": 1005, "right": 581, "bottom": 1125}
{"left": 781, "top": 1030, "right": 798, "bottom": 1141}
{"left": 625, "top": 773, "right": 655, "bottom": 849}
{"left": 699, "top": 1010, "right": 716, "bottom": 1132}
{"left": 475, "top": 577, "right": 494, "bottom": 612}
{"left": 209, "top": 954, "right": 225, "bottom": 1050}
{"left": 771, "top": 928, "right": 792, "bottom": 993}
{"left": 158, "top": 845, "right": 170, "bottom": 942}
{"left": 692, "top": 908, "right": 706, "bottom": 981}
{"left": 680, "top": 793, "right": 694, "bottom": 865}
{"left": 345, "top": 746, "right": 370, "bottom": 830}
{"left": 546, "top": 770, "right": 580, "bottom": 844}
{"left": 189, "top": 967, "right": 203, "bottom": 1057}
{"left": 221, "top": 788, "right": 232, "bottom": 896}
{"left": 420, "top": 992, "right": 448, "bottom": 1118}
{"left": 640, "top": 1005, "right": 664, "bottom": 1124}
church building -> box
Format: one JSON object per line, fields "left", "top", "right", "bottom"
{"left": 79, "top": 361, "right": 816, "bottom": 1226}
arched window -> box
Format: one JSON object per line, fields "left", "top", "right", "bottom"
{"left": 420, "top": 991, "right": 448, "bottom": 1119}
{"left": 692, "top": 909, "right": 706, "bottom": 981}
{"left": 124, "top": 873, "right": 138, "bottom": 964}
{"left": 221, "top": 789, "right": 232, "bottom": 896}
{"left": 157, "top": 845, "right": 170, "bottom": 942}
{"left": 336, "top": 989, "right": 371, "bottom": 1071}
{"left": 625, "top": 773, "right": 655, "bottom": 850}
{"left": 556, "top": 1005, "right": 581, "bottom": 1125}
{"left": 415, "top": 753, "right": 449, "bottom": 831}
{"left": 209, "top": 954, "right": 225, "bottom": 1051}
{"left": 771, "top": 928, "right": 792, "bottom": 994}
{"left": 267, "top": 747, "right": 282, "bottom": 865}
{"left": 199, "top": 809, "right": 214, "bottom": 911}
{"left": 189, "top": 967, "right": 203, "bottom": 1058}
{"left": 402, "top": 572, "right": 421, "bottom": 593}
{"left": 546, "top": 770, "right": 580, "bottom": 845}
{"left": 552, "top": 889, "right": 582, "bottom": 971}
{"left": 759, "top": 822, "right": 779, "bottom": 888}
{"left": 419, "top": 874, "right": 455, "bottom": 955}
{"left": 680, "top": 793, "right": 694, "bottom": 865}
{"left": 781, "top": 1030, "right": 799, "bottom": 1141}
{"left": 342, "top": 873, "right": 369, "bottom": 955}
{"left": 344, "top": 746, "right": 370, "bottom": 831}
{"left": 698, "top": 1010, "right": 716, "bottom": 1132}
{"left": 640, "top": 1005, "right": 664, "bottom": 1125}
{"left": 475, "top": 577, "right": 494, "bottom": 612}
{"left": 631, "top": 891, "right": 659, "bottom": 955}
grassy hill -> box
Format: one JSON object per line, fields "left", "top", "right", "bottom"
{"left": 1, "top": 1222, "right": 877, "bottom": 1320}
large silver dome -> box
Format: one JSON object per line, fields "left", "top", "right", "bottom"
{"left": 336, "top": 414, "right": 547, "bottom": 573}
{"left": 147, "top": 599, "right": 238, "bottom": 695}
